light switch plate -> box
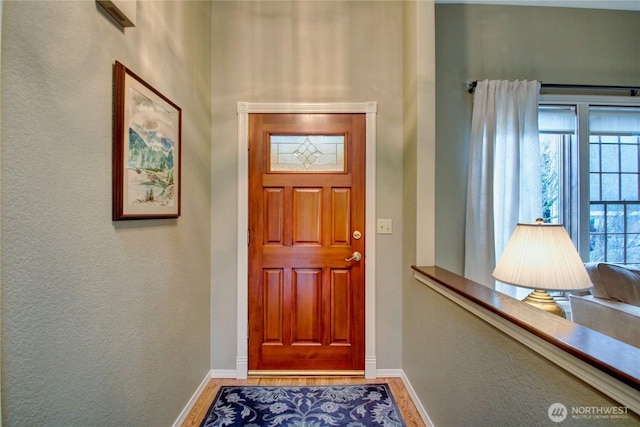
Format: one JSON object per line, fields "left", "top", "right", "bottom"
{"left": 377, "top": 219, "right": 392, "bottom": 234}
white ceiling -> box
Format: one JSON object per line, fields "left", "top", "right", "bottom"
{"left": 435, "top": 0, "right": 640, "bottom": 11}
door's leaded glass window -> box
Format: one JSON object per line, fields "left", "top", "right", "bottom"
{"left": 270, "top": 135, "right": 345, "bottom": 172}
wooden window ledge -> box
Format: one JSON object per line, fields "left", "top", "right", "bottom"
{"left": 412, "top": 265, "right": 640, "bottom": 413}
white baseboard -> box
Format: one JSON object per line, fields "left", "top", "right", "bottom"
{"left": 376, "top": 369, "right": 433, "bottom": 427}
{"left": 376, "top": 368, "right": 403, "bottom": 377}
{"left": 396, "top": 370, "right": 435, "bottom": 427}
{"left": 365, "top": 356, "right": 377, "bottom": 379}
{"left": 172, "top": 370, "right": 213, "bottom": 427}
{"left": 173, "top": 368, "right": 435, "bottom": 427}
{"left": 235, "top": 356, "right": 248, "bottom": 379}
{"left": 210, "top": 369, "right": 238, "bottom": 378}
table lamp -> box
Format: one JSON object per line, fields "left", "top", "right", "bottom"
{"left": 492, "top": 219, "right": 593, "bottom": 318}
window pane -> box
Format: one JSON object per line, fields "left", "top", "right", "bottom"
{"left": 600, "top": 135, "right": 619, "bottom": 144}
{"left": 590, "top": 234, "right": 605, "bottom": 262}
{"left": 620, "top": 144, "right": 638, "bottom": 172}
{"left": 621, "top": 135, "right": 637, "bottom": 144}
{"left": 589, "top": 143, "right": 600, "bottom": 172}
{"left": 621, "top": 174, "right": 638, "bottom": 200}
{"left": 601, "top": 144, "right": 619, "bottom": 172}
{"left": 270, "top": 135, "right": 345, "bottom": 172}
{"left": 601, "top": 174, "right": 619, "bottom": 200}
{"left": 590, "top": 173, "right": 601, "bottom": 201}
{"left": 606, "top": 204, "right": 624, "bottom": 233}
{"left": 590, "top": 204, "right": 605, "bottom": 233}
{"left": 606, "top": 234, "right": 624, "bottom": 262}
{"left": 628, "top": 204, "right": 640, "bottom": 233}
{"left": 628, "top": 234, "right": 640, "bottom": 263}
{"left": 540, "top": 135, "right": 561, "bottom": 223}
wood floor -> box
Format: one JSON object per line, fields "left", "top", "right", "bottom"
{"left": 181, "top": 376, "right": 426, "bottom": 427}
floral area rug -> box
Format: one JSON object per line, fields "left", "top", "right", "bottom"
{"left": 199, "top": 383, "right": 407, "bottom": 427}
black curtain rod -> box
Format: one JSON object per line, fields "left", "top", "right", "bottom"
{"left": 464, "top": 80, "right": 639, "bottom": 96}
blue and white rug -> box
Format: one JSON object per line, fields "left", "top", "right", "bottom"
{"left": 200, "top": 383, "right": 407, "bottom": 427}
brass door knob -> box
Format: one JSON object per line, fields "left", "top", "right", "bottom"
{"left": 345, "top": 252, "right": 362, "bottom": 262}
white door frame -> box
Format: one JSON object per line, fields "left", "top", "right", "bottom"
{"left": 236, "top": 102, "right": 377, "bottom": 379}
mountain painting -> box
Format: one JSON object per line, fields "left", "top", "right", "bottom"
{"left": 125, "top": 87, "right": 178, "bottom": 208}
{"left": 113, "top": 61, "right": 181, "bottom": 220}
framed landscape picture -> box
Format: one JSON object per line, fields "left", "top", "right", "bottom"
{"left": 112, "top": 61, "right": 181, "bottom": 220}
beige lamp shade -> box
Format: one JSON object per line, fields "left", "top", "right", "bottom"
{"left": 492, "top": 221, "right": 593, "bottom": 292}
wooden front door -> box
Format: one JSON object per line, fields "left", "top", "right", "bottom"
{"left": 248, "top": 113, "right": 365, "bottom": 373}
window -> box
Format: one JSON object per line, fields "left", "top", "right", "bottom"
{"left": 269, "top": 135, "right": 345, "bottom": 172}
{"left": 539, "top": 97, "right": 640, "bottom": 266}
{"left": 539, "top": 105, "right": 576, "bottom": 226}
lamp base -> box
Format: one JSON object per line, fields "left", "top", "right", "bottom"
{"left": 522, "top": 289, "right": 566, "bottom": 318}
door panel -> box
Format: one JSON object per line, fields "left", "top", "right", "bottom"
{"left": 263, "top": 269, "right": 284, "bottom": 344}
{"left": 330, "top": 270, "right": 351, "bottom": 344}
{"left": 248, "top": 113, "right": 365, "bottom": 372}
{"left": 332, "top": 189, "right": 351, "bottom": 245}
{"left": 292, "top": 269, "right": 322, "bottom": 344}
{"left": 293, "top": 189, "right": 322, "bottom": 244}
{"left": 263, "top": 189, "right": 284, "bottom": 244}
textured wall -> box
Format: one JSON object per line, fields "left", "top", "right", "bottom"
{"left": 404, "top": 278, "right": 640, "bottom": 426}
{"left": 434, "top": 5, "right": 640, "bottom": 274}
{"left": 210, "top": 1, "right": 405, "bottom": 370}
{"left": 1, "top": 1, "right": 211, "bottom": 425}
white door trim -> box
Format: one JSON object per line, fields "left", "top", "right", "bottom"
{"left": 236, "top": 102, "right": 377, "bottom": 379}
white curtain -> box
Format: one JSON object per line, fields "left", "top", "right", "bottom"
{"left": 464, "top": 80, "right": 542, "bottom": 298}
